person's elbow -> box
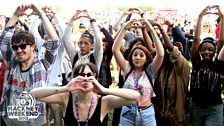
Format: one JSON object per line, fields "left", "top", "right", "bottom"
{"left": 136, "top": 92, "right": 141, "bottom": 100}
{"left": 112, "top": 46, "right": 117, "bottom": 54}
{"left": 112, "top": 42, "right": 120, "bottom": 54}
{"left": 131, "top": 91, "right": 141, "bottom": 100}
{"left": 157, "top": 50, "right": 165, "bottom": 60}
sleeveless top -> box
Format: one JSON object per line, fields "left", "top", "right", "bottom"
{"left": 123, "top": 62, "right": 153, "bottom": 106}
{"left": 63, "top": 93, "right": 105, "bottom": 126}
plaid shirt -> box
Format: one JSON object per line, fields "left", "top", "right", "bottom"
{"left": 0, "top": 26, "right": 60, "bottom": 117}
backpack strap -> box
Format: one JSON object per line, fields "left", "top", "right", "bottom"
{"left": 89, "top": 53, "right": 96, "bottom": 64}
{"left": 145, "top": 69, "right": 154, "bottom": 88}
{"left": 72, "top": 53, "right": 79, "bottom": 69}
{"left": 72, "top": 53, "right": 96, "bottom": 69}
{"left": 125, "top": 68, "right": 154, "bottom": 88}
{"left": 124, "top": 68, "right": 133, "bottom": 81}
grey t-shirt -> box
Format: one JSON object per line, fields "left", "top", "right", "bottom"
{"left": 3, "top": 65, "right": 46, "bottom": 126}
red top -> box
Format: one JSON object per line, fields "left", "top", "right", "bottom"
{"left": 0, "top": 60, "right": 8, "bottom": 100}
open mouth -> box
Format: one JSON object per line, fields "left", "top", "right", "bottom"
{"left": 203, "top": 55, "right": 212, "bottom": 60}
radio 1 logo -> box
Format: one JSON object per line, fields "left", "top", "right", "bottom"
{"left": 7, "top": 91, "right": 39, "bottom": 121}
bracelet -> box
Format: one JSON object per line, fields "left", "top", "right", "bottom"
{"left": 90, "top": 19, "right": 96, "bottom": 23}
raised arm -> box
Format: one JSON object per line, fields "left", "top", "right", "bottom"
{"left": 43, "top": 6, "right": 66, "bottom": 35}
{"left": 112, "top": 20, "right": 136, "bottom": 71}
{"left": 149, "top": 19, "right": 174, "bottom": 51}
{"left": 191, "top": 6, "right": 211, "bottom": 65}
{"left": 112, "top": 28, "right": 127, "bottom": 54}
{"left": 30, "top": 4, "right": 60, "bottom": 70}
{"left": 6, "top": 5, "right": 29, "bottom": 27}
{"left": 29, "top": 16, "right": 45, "bottom": 56}
{"left": 216, "top": 5, "right": 224, "bottom": 60}
{"left": 112, "top": 8, "right": 132, "bottom": 31}
{"left": 113, "top": 7, "right": 143, "bottom": 31}
{"left": 140, "top": 19, "right": 154, "bottom": 52}
{"left": 85, "top": 11, "right": 103, "bottom": 72}
{"left": 99, "top": 24, "right": 114, "bottom": 45}
{"left": 1, "top": 5, "right": 30, "bottom": 65}
{"left": 62, "top": 10, "right": 81, "bottom": 62}
{"left": 30, "top": 4, "right": 58, "bottom": 41}
{"left": 145, "top": 20, "right": 164, "bottom": 76}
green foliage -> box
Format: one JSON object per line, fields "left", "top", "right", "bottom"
{"left": 138, "top": 5, "right": 156, "bottom": 11}
{"left": 116, "top": 6, "right": 129, "bottom": 11}
{"left": 116, "top": 5, "right": 156, "bottom": 11}
{"left": 160, "top": 6, "right": 173, "bottom": 10}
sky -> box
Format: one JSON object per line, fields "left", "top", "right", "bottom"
{"left": 0, "top": 0, "right": 223, "bottom": 16}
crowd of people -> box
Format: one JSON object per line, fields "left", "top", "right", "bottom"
{"left": 0, "top": 3, "right": 223, "bottom": 126}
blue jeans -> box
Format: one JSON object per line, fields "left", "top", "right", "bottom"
{"left": 119, "top": 105, "right": 156, "bottom": 126}
{"left": 189, "top": 101, "right": 223, "bottom": 126}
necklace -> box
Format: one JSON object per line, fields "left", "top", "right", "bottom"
{"left": 133, "top": 70, "right": 142, "bottom": 90}
{"left": 75, "top": 95, "right": 94, "bottom": 126}
{"left": 130, "top": 70, "right": 142, "bottom": 114}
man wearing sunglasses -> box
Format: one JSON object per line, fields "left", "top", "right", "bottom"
{"left": 0, "top": 4, "right": 60, "bottom": 126}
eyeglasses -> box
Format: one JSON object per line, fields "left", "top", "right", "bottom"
{"left": 11, "top": 44, "right": 30, "bottom": 51}
{"left": 78, "top": 72, "right": 96, "bottom": 77}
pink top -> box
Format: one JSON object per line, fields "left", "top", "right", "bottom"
{"left": 123, "top": 62, "right": 153, "bottom": 106}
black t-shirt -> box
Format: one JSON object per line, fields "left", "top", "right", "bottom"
{"left": 63, "top": 93, "right": 106, "bottom": 126}
{"left": 190, "top": 59, "right": 224, "bottom": 106}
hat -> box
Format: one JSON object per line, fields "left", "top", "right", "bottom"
{"left": 199, "top": 37, "right": 216, "bottom": 50}
{"left": 81, "top": 32, "right": 94, "bottom": 44}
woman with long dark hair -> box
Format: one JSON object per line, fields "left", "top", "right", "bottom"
{"left": 30, "top": 63, "right": 141, "bottom": 126}
{"left": 112, "top": 19, "right": 164, "bottom": 126}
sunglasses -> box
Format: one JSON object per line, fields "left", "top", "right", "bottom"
{"left": 11, "top": 44, "right": 30, "bottom": 51}
{"left": 78, "top": 72, "right": 96, "bottom": 77}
